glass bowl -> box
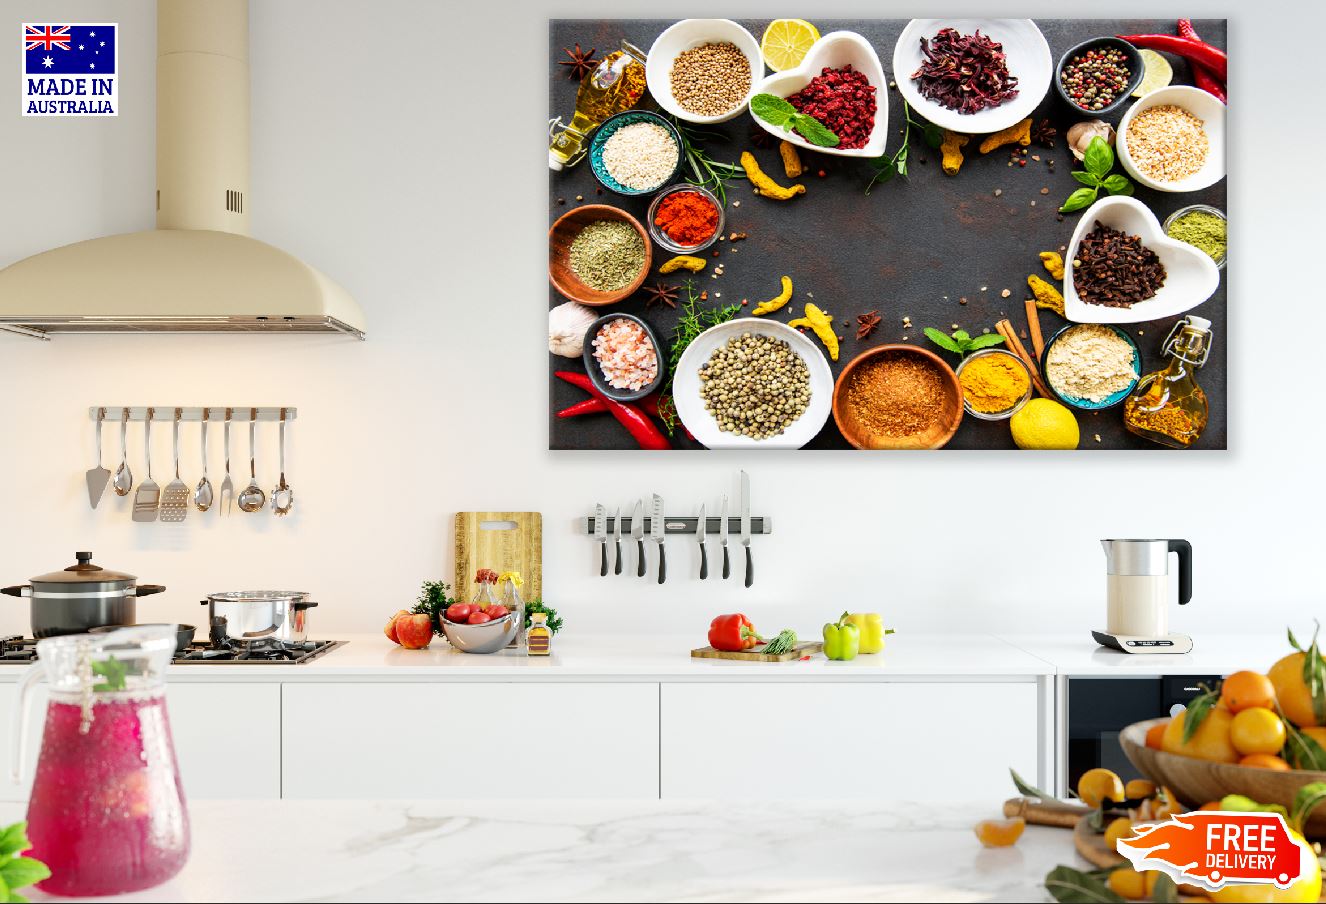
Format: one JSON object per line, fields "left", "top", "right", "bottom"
{"left": 1164, "top": 204, "right": 1226, "bottom": 271}
{"left": 588, "top": 110, "right": 684, "bottom": 197}
{"left": 955, "top": 348, "right": 1033, "bottom": 420}
{"left": 646, "top": 184, "right": 725, "bottom": 254}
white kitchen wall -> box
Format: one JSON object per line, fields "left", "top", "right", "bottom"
{"left": 0, "top": 0, "right": 1318, "bottom": 644}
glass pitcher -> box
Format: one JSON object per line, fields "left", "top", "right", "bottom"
{"left": 12, "top": 625, "right": 189, "bottom": 896}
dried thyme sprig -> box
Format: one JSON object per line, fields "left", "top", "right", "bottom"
{"left": 670, "top": 118, "right": 746, "bottom": 207}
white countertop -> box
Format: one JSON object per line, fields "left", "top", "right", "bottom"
{"left": 9, "top": 798, "right": 1074, "bottom": 902}
{"left": 999, "top": 634, "right": 1290, "bottom": 677}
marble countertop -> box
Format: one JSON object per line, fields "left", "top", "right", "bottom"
{"left": 998, "top": 634, "right": 1290, "bottom": 677}
{"left": 10, "top": 799, "right": 1078, "bottom": 902}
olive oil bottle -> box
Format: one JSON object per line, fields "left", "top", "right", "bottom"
{"left": 526, "top": 612, "right": 552, "bottom": 656}
{"left": 1124, "top": 316, "right": 1212, "bottom": 448}
{"left": 548, "top": 41, "right": 647, "bottom": 170}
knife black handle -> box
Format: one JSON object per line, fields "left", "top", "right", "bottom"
{"left": 699, "top": 542, "right": 708, "bottom": 580}
{"left": 722, "top": 545, "right": 730, "bottom": 579}
{"left": 658, "top": 543, "right": 666, "bottom": 584}
{"left": 636, "top": 539, "right": 646, "bottom": 577}
{"left": 614, "top": 538, "right": 622, "bottom": 575}
{"left": 744, "top": 546, "right": 753, "bottom": 588}
{"left": 599, "top": 541, "right": 608, "bottom": 577}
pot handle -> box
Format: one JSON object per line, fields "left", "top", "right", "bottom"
{"left": 135, "top": 584, "right": 166, "bottom": 597}
{"left": 0, "top": 586, "right": 30, "bottom": 598}
{"left": 293, "top": 601, "right": 319, "bottom": 610}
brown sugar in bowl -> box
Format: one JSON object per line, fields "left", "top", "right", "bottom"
{"left": 832, "top": 345, "right": 964, "bottom": 450}
{"left": 549, "top": 204, "right": 652, "bottom": 306}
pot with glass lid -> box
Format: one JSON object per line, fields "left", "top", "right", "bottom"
{"left": 1, "top": 551, "right": 166, "bottom": 638}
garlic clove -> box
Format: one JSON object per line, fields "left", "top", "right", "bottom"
{"left": 1066, "top": 120, "right": 1116, "bottom": 161}
{"left": 549, "top": 300, "right": 599, "bottom": 358}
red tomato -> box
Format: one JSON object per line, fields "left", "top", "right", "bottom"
{"left": 485, "top": 604, "right": 509, "bottom": 620}
{"left": 466, "top": 611, "right": 492, "bottom": 625}
{"left": 444, "top": 604, "right": 472, "bottom": 623}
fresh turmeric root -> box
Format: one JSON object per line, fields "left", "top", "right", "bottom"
{"left": 1027, "top": 274, "right": 1065, "bottom": 317}
{"left": 752, "top": 276, "right": 794, "bottom": 316}
{"left": 740, "top": 151, "right": 806, "bottom": 200}
{"left": 1038, "top": 251, "right": 1065, "bottom": 281}
{"left": 940, "top": 131, "right": 969, "bottom": 176}
{"left": 788, "top": 303, "right": 839, "bottom": 361}
{"left": 779, "top": 140, "right": 804, "bottom": 178}
{"left": 978, "top": 118, "right": 1032, "bottom": 154}
{"left": 659, "top": 255, "right": 707, "bottom": 274}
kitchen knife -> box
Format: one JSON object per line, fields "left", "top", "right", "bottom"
{"left": 651, "top": 493, "right": 666, "bottom": 584}
{"left": 697, "top": 503, "right": 708, "bottom": 580}
{"left": 593, "top": 504, "right": 607, "bottom": 577}
{"left": 740, "top": 471, "right": 752, "bottom": 588}
{"left": 613, "top": 505, "right": 623, "bottom": 575}
{"left": 631, "top": 499, "right": 646, "bottom": 578}
{"left": 720, "top": 495, "right": 730, "bottom": 580}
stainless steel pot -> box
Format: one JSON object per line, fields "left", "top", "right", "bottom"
{"left": 201, "top": 591, "right": 317, "bottom": 646}
{"left": 2, "top": 551, "right": 166, "bottom": 638}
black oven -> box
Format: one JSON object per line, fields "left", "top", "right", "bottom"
{"left": 1062, "top": 674, "right": 1220, "bottom": 796}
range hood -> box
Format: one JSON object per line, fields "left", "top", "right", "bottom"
{"left": 0, "top": 0, "right": 365, "bottom": 339}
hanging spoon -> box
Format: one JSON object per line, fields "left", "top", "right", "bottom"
{"left": 194, "top": 410, "right": 214, "bottom": 512}
{"left": 270, "top": 408, "right": 294, "bottom": 517}
{"left": 237, "top": 409, "right": 266, "bottom": 513}
{"left": 112, "top": 407, "right": 133, "bottom": 497}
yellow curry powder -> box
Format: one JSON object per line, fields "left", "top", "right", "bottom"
{"left": 960, "top": 354, "right": 1030, "bottom": 414}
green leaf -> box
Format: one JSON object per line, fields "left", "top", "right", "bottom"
{"left": 10, "top": 893, "right": 29, "bottom": 904}
{"left": 966, "top": 333, "right": 1007, "bottom": 351}
{"left": 1149, "top": 872, "right": 1178, "bottom": 903}
{"left": 0, "top": 858, "right": 50, "bottom": 892}
{"left": 790, "top": 114, "right": 840, "bottom": 148}
{"left": 750, "top": 93, "right": 796, "bottom": 127}
{"left": 1010, "top": 767, "right": 1056, "bottom": 801}
{"left": 1083, "top": 136, "right": 1114, "bottom": 178}
{"left": 1101, "top": 174, "right": 1130, "bottom": 193}
{"left": 1180, "top": 687, "right": 1219, "bottom": 745}
{"left": 91, "top": 657, "right": 128, "bottom": 692}
{"left": 1044, "top": 865, "right": 1126, "bottom": 903}
{"left": 1072, "top": 171, "right": 1101, "bottom": 188}
{"left": 952, "top": 329, "right": 971, "bottom": 343}
{"left": 1059, "top": 187, "right": 1098, "bottom": 214}
{"left": 1290, "top": 782, "right": 1326, "bottom": 835}
{"left": 923, "top": 123, "right": 944, "bottom": 149}
{"left": 1284, "top": 720, "right": 1326, "bottom": 771}
{"left": 924, "top": 327, "right": 962, "bottom": 354}
{"left": 1301, "top": 625, "right": 1326, "bottom": 724}
{"left": 1086, "top": 804, "right": 1108, "bottom": 832}
{"left": 0, "top": 825, "right": 28, "bottom": 860}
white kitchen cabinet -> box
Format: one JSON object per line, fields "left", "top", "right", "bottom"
{"left": 280, "top": 682, "right": 660, "bottom": 799}
{"left": 660, "top": 682, "right": 1039, "bottom": 801}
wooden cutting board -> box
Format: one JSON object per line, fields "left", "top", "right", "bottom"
{"left": 691, "top": 642, "right": 823, "bottom": 662}
{"left": 454, "top": 512, "right": 542, "bottom": 605}
{"left": 1003, "top": 797, "right": 1091, "bottom": 829}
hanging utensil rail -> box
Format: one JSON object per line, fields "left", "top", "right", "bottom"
{"left": 90, "top": 407, "right": 297, "bottom": 422}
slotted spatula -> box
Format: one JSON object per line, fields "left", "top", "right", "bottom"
{"left": 85, "top": 407, "right": 111, "bottom": 509}
{"left": 159, "top": 408, "right": 189, "bottom": 522}
{"left": 132, "top": 408, "right": 161, "bottom": 522}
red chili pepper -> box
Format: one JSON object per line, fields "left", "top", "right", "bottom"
{"left": 556, "top": 394, "right": 696, "bottom": 441}
{"left": 1117, "top": 33, "right": 1226, "bottom": 82}
{"left": 1175, "top": 20, "right": 1227, "bottom": 103}
{"left": 708, "top": 613, "right": 762, "bottom": 652}
{"left": 553, "top": 371, "right": 670, "bottom": 450}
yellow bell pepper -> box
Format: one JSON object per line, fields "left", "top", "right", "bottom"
{"left": 843, "top": 613, "right": 893, "bottom": 654}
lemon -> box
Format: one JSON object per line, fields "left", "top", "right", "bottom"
{"left": 1010, "top": 399, "right": 1079, "bottom": 450}
{"left": 760, "top": 19, "right": 819, "bottom": 72}
{"left": 1209, "top": 828, "right": 1321, "bottom": 902}
{"left": 1132, "top": 49, "right": 1174, "bottom": 97}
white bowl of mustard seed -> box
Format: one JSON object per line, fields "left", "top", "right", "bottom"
{"left": 647, "top": 19, "right": 763, "bottom": 125}
{"left": 1117, "top": 85, "right": 1225, "bottom": 192}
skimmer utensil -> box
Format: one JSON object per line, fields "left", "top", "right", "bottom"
{"left": 159, "top": 408, "right": 190, "bottom": 522}
{"left": 237, "top": 409, "right": 266, "bottom": 513}
{"left": 112, "top": 407, "right": 133, "bottom": 497}
{"left": 194, "top": 412, "right": 214, "bottom": 512}
{"left": 132, "top": 408, "right": 161, "bottom": 522}
{"left": 270, "top": 408, "right": 293, "bottom": 517}
{"left": 219, "top": 408, "right": 235, "bottom": 515}
{"left": 85, "top": 407, "right": 111, "bottom": 509}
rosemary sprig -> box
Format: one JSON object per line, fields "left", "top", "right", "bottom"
{"left": 865, "top": 99, "right": 944, "bottom": 194}
{"left": 658, "top": 280, "right": 740, "bottom": 433}
{"left": 670, "top": 118, "right": 746, "bottom": 207}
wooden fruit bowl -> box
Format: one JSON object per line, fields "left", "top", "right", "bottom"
{"left": 1121, "top": 718, "right": 1326, "bottom": 838}
{"left": 548, "top": 204, "right": 651, "bottom": 306}
{"left": 831, "top": 345, "right": 964, "bottom": 450}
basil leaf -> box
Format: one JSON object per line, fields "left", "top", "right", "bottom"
{"left": 1009, "top": 767, "right": 1056, "bottom": 801}
{"left": 750, "top": 93, "right": 796, "bottom": 127}
{"left": 1083, "top": 136, "right": 1113, "bottom": 178}
{"left": 923, "top": 327, "right": 961, "bottom": 354}
{"left": 0, "top": 857, "right": 49, "bottom": 892}
{"left": 1101, "top": 174, "right": 1129, "bottom": 192}
{"left": 1180, "top": 688, "right": 1219, "bottom": 745}
{"left": 1072, "top": 171, "right": 1100, "bottom": 188}
{"left": 966, "top": 333, "right": 1007, "bottom": 351}
{"left": 791, "top": 114, "right": 840, "bottom": 148}
{"left": 1044, "top": 865, "right": 1126, "bottom": 903}
{"left": 1149, "top": 873, "right": 1178, "bottom": 903}
{"left": 1059, "top": 187, "right": 1098, "bottom": 214}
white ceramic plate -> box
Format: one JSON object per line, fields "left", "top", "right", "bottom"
{"left": 1116, "top": 85, "right": 1226, "bottom": 192}
{"left": 892, "top": 19, "right": 1051, "bottom": 134}
{"left": 749, "top": 31, "right": 889, "bottom": 158}
{"left": 646, "top": 19, "right": 763, "bottom": 125}
{"left": 673, "top": 318, "right": 834, "bottom": 449}
{"left": 1063, "top": 195, "right": 1221, "bottom": 325}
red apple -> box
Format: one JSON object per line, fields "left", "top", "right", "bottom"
{"left": 466, "top": 611, "right": 492, "bottom": 625}
{"left": 485, "top": 604, "right": 509, "bottom": 620}
{"left": 384, "top": 609, "right": 410, "bottom": 644}
{"left": 395, "top": 613, "right": 434, "bottom": 650}
{"left": 444, "top": 603, "right": 472, "bottom": 624}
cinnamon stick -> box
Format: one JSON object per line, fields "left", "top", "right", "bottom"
{"left": 997, "top": 320, "right": 1051, "bottom": 399}
{"left": 1024, "top": 299, "right": 1045, "bottom": 359}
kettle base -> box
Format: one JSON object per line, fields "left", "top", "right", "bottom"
{"left": 1092, "top": 630, "right": 1193, "bottom": 654}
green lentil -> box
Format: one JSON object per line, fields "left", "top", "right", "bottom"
{"left": 1166, "top": 210, "right": 1226, "bottom": 263}
{"left": 569, "top": 220, "right": 646, "bottom": 291}
{"left": 698, "top": 332, "right": 811, "bottom": 440}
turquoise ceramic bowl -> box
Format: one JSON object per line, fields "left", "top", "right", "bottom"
{"left": 589, "top": 110, "right": 683, "bottom": 196}
{"left": 1041, "top": 324, "right": 1143, "bottom": 411}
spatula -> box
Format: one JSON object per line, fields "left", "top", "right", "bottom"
{"left": 85, "top": 407, "right": 111, "bottom": 509}
{"left": 159, "top": 408, "right": 190, "bottom": 522}
{"left": 132, "top": 409, "right": 161, "bottom": 522}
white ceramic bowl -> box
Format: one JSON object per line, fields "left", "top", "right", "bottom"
{"left": 1116, "top": 85, "right": 1226, "bottom": 192}
{"left": 673, "top": 318, "right": 834, "bottom": 449}
{"left": 750, "top": 31, "right": 889, "bottom": 158}
{"left": 440, "top": 614, "right": 518, "bottom": 654}
{"left": 646, "top": 19, "right": 762, "bottom": 124}
{"left": 1064, "top": 195, "right": 1220, "bottom": 325}
{"left": 892, "top": 19, "right": 1051, "bottom": 134}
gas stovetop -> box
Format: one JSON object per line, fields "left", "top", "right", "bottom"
{"left": 0, "top": 635, "right": 346, "bottom": 664}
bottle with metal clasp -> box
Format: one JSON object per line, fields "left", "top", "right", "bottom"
{"left": 1123, "top": 315, "right": 1213, "bottom": 448}
{"left": 548, "top": 41, "right": 647, "bottom": 171}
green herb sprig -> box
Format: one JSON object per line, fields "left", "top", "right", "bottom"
{"left": 524, "top": 599, "right": 563, "bottom": 635}
{"left": 658, "top": 281, "right": 741, "bottom": 434}
{"left": 1059, "top": 136, "right": 1134, "bottom": 213}
{"left": 0, "top": 822, "right": 51, "bottom": 902}
{"left": 91, "top": 656, "right": 128, "bottom": 692}
{"left": 749, "top": 94, "right": 840, "bottom": 148}
{"left": 762, "top": 629, "right": 798, "bottom": 656}
{"left": 866, "top": 99, "right": 943, "bottom": 193}
{"left": 670, "top": 119, "right": 746, "bottom": 207}
{"left": 923, "top": 327, "right": 1005, "bottom": 357}
{"left": 412, "top": 580, "right": 455, "bottom": 636}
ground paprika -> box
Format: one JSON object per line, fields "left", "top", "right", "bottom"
{"left": 653, "top": 190, "right": 719, "bottom": 247}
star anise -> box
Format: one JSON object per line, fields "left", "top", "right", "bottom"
{"left": 856, "top": 310, "right": 882, "bottom": 340}
{"left": 641, "top": 281, "right": 679, "bottom": 310}
{"left": 1031, "top": 118, "right": 1058, "bottom": 149}
{"left": 748, "top": 125, "right": 776, "bottom": 149}
{"left": 558, "top": 43, "right": 599, "bottom": 82}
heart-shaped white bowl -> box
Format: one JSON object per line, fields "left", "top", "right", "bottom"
{"left": 892, "top": 19, "right": 1051, "bottom": 134}
{"left": 749, "top": 31, "right": 889, "bottom": 158}
{"left": 1116, "top": 85, "right": 1226, "bottom": 193}
{"left": 646, "top": 19, "right": 763, "bottom": 124}
{"left": 1064, "top": 195, "right": 1221, "bottom": 325}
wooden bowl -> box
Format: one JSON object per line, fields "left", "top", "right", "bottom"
{"left": 548, "top": 205, "right": 651, "bottom": 306}
{"left": 1121, "top": 718, "right": 1326, "bottom": 838}
{"left": 831, "top": 345, "right": 964, "bottom": 449}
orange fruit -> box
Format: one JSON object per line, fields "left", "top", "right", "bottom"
{"left": 1125, "top": 778, "right": 1156, "bottom": 800}
{"left": 1145, "top": 722, "right": 1168, "bottom": 749}
{"left": 1153, "top": 786, "right": 1182, "bottom": 819}
{"left": 1200, "top": 800, "right": 1223, "bottom": 810}
{"left": 1104, "top": 817, "right": 1135, "bottom": 851}
{"left": 1078, "top": 768, "right": 1126, "bottom": 808}
{"left": 1270, "top": 652, "right": 1324, "bottom": 728}
{"left": 1230, "top": 707, "right": 1286, "bottom": 756}
{"left": 973, "top": 816, "right": 1025, "bottom": 847}
{"left": 1221, "top": 670, "right": 1276, "bottom": 712}
{"left": 1162, "top": 706, "right": 1238, "bottom": 763}
{"left": 1239, "top": 753, "right": 1290, "bottom": 771}
{"left": 1107, "top": 866, "right": 1148, "bottom": 899}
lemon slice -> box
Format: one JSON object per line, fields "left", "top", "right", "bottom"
{"left": 760, "top": 19, "right": 820, "bottom": 72}
{"left": 1132, "top": 48, "right": 1173, "bottom": 97}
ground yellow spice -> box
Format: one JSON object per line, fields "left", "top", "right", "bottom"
{"left": 960, "top": 354, "right": 1030, "bottom": 414}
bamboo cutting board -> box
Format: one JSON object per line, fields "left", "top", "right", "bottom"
{"left": 691, "top": 642, "right": 823, "bottom": 662}
{"left": 454, "top": 512, "right": 542, "bottom": 604}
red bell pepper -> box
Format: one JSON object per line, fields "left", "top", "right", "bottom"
{"left": 1176, "top": 20, "right": 1226, "bottom": 103}
{"left": 708, "top": 613, "right": 762, "bottom": 652}
{"left": 1117, "top": 33, "right": 1227, "bottom": 82}
{"left": 553, "top": 371, "right": 670, "bottom": 450}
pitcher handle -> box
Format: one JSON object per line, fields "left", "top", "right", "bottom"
{"left": 10, "top": 662, "right": 45, "bottom": 783}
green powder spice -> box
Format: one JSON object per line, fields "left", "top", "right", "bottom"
{"left": 569, "top": 220, "right": 645, "bottom": 291}
{"left": 1166, "top": 210, "right": 1226, "bottom": 262}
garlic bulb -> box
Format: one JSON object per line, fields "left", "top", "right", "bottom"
{"left": 1066, "top": 120, "right": 1116, "bottom": 161}
{"left": 549, "top": 301, "right": 597, "bottom": 358}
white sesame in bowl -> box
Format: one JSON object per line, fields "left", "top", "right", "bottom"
{"left": 600, "top": 122, "right": 679, "bottom": 193}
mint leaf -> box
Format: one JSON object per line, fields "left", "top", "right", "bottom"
{"left": 952, "top": 330, "right": 971, "bottom": 343}
{"left": 91, "top": 657, "right": 127, "bottom": 692}
{"left": 966, "top": 333, "right": 1007, "bottom": 351}
{"left": 750, "top": 93, "right": 796, "bottom": 127}
{"left": 1059, "top": 187, "right": 1097, "bottom": 213}
{"left": 1072, "top": 171, "right": 1100, "bottom": 188}
{"left": 1083, "top": 136, "right": 1113, "bottom": 178}
{"left": 924, "top": 328, "right": 962, "bottom": 354}
{"left": 0, "top": 825, "right": 28, "bottom": 860}
{"left": 0, "top": 857, "right": 50, "bottom": 892}
{"left": 791, "top": 114, "right": 840, "bottom": 148}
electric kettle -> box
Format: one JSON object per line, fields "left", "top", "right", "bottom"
{"left": 1092, "top": 539, "right": 1193, "bottom": 654}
